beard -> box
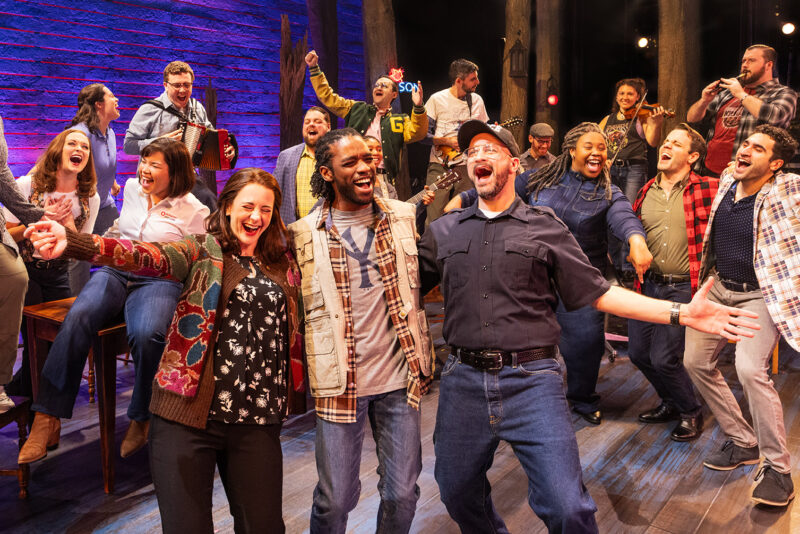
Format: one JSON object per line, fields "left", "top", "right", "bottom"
{"left": 475, "top": 171, "right": 509, "bottom": 200}
{"left": 336, "top": 180, "right": 374, "bottom": 206}
{"left": 742, "top": 65, "right": 767, "bottom": 85}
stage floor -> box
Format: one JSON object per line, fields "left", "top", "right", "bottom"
{"left": 3, "top": 301, "right": 800, "bottom": 533}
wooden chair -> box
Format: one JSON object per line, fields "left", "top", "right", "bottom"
{"left": 0, "top": 396, "right": 32, "bottom": 499}
{"left": 23, "top": 297, "right": 129, "bottom": 494}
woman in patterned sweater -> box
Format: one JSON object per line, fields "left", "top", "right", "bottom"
{"left": 25, "top": 168, "right": 302, "bottom": 534}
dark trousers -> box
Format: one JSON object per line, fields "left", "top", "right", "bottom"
{"left": 628, "top": 278, "right": 701, "bottom": 416}
{"left": 149, "top": 416, "right": 285, "bottom": 534}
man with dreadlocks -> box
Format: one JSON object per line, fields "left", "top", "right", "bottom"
{"left": 418, "top": 119, "right": 759, "bottom": 533}
{"left": 447, "top": 122, "right": 653, "bottom": 425}
{"left": 288, "top": 128, "right": 434, "bottom": 533}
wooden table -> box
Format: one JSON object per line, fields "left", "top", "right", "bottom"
{"left": 0, "top": 396, "right": 31, "bottom": 498}
{"left": 23, "top": 297, "right": 129, "bottom": 494}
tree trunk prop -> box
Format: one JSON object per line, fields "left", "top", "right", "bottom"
{"left": 280, "top": 14, "right": 308, "bottom": 151}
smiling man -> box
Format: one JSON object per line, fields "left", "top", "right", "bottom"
{"left": 687, "top": 45, "right": 797, "bottom": 177}
{"left": 417, "top": 120, "right": 761, "bottom": 533}
{"left": 520, "top": 122, "right": 556, "bottom": 171}
{"left": 288, "top": 128, "right": 434, "bottom": 533}
{"left": 628, "top": 124, "right": 719, "bottom": 442}
{"left": 305, "top": 50, "right": 427, "bottom": 191}
{"left": 274, "top": 106, "right": 331, "bottom": 224}
{"left": 684, "top": 125, "right": 800, "bottom": 508}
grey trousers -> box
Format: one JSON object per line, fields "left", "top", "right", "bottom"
{"left": 0, "top": 244, "right": 28, "bottom": 384}
{"left": 684, "top": 280, "right": 788, "bottom": 472}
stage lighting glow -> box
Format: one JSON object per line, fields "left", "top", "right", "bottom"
{"left": 547, "top": 94, "right": 559, "bottom": 106}
{"left": 782, "top": 22, "right": 795, "bottom": 35}
{"left": 637, "top": 37, "right": 649, "bottom": 48}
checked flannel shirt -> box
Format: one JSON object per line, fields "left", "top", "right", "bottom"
{"left": 309, "top": 198, "right": 432, "bottom": 423}
{"left": 699, "top": 170, "right": 800, "bottom": 352}
{"left": 633, "top": 171, "right": 719, "bottom": 294}
{"left": 701, "top": 79, "right": 797, "bottom": 164}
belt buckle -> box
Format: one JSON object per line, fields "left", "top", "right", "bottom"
{"left": 482, "top": 350, "right": 505, "bottom": 371}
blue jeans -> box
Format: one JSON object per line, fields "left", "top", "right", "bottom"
{"left": 556, "top": 301, "right": 606, "bottom": 414}
{"left": 310, "top": 388, "right": 422, "bottom": 534}
{"left": 434, "top": 354, "right": 598, "bottom": 533}
{"left": 608, "top": 162, "right": 647, "bottom": 273}
{"left": 33, "top": 266, "right": 182, "bottom": 421}
{"left": 628, "top": 279, "right": 701, "bottom": 416}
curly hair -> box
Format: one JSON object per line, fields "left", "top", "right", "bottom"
{"left": 206, "top": 167, "right": 289, "bottom": 264}
{"left": 527, "top": 122, "right": 612, "bottom": 200}
{"left": 754, "top": 124, "right": 798, "bottom": 170}
{"left": 68, "top": 83, "right": 107, "bottom": 135}
{"left": 309, "top": 128, "right": 364, "bottom": 204}
{"left": 32, "top": 129, "right": 97, "bottom": 198}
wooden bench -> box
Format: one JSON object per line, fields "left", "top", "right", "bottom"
{"left": 23, "top": 297, "right": 129, "bottom": 494}
{"left": 0, "top": 396, "right": 32, "bottom": 499}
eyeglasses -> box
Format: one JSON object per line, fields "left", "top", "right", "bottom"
{"left": 166, "top": 82, "right": 193, "bottom": 90}
{"left": 533, "top": 137, "right": 552, "bottom": 144}
{"left": 465, "top": 144, "right": 508, "bottom": 159}
{"left": 374, "top": 81, "right": 393, "bottom": 90}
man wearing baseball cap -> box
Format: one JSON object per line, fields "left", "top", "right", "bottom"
{"left": 417, "top": 120, "right": 759, "bottom": 532}
{"left": 520, "top": 122, "right": 556, "bottom": 171}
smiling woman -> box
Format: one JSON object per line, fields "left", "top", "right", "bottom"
{"left": 23, "top": 167, "right": 302, "bottom": 534}
{"left": 1, "top": 128, "right": 100, "bottom": 398}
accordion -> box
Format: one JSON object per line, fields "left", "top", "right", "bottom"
{"left": 182, "top": 122, "right": 239, "bottom": 171}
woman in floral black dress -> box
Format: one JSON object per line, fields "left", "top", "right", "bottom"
{"left": 26, "top": 168, "right": 302, "bottom": 534}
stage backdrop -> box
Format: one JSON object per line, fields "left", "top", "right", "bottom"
{"left": 0, "top": 0, "right": 364, "bottom": 195}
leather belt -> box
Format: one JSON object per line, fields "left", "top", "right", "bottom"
{"left": 454, "top": 346, "right": 557, "bottom": 371}
{"left": 612, "top": 159, "right": 647, "bottom": 167}
{"left": 647, "top": 271, "right": 691, "bottom": 284}
{"left": 718, "top": 277, "right": 759, "bottom": 292}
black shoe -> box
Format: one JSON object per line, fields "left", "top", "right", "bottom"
{"left": 703, "top": 440, "right": 760, "bottom": 471}
{"left": 575, "top": 409, "right": 602, "bottom": 425}
{"left": 670, "top": 412, "right": 703, "bottom": 442}
{"left": 638, "top": 403, "right": 679, "bottom": 424}
{"left": 752, "top": 465, "right": 795, "bottom": 506}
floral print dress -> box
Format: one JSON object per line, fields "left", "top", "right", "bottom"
{"left": 208, "top": 255, "right": 288, "bottom": 425}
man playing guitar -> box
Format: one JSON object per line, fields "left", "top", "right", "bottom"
{"left": 424, "top": 59, "right": 489, "bottom": 225}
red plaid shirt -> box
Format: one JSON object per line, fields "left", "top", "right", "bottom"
{"left": 312, "top": 198, "right": 431, "bottom": 423}
{"left": 632, "top": 171, "right": 719, "bottom": 293}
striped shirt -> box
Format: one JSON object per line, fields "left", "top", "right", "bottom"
{"left": 295, "top": 146, "right": 317, "bottom": 219}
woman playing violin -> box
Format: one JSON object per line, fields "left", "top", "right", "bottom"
{"left": 599, "top": 78, "right": 667, "bottom": 202}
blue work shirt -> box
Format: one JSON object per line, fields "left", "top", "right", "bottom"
{"left": 419, "top": 197, "right": 610, "bottom": 351}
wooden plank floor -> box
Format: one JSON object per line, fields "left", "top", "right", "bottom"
{"left": 3, "top": 305, "right": 800, "bottom": 533}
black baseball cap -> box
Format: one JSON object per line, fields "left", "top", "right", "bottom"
{"left": 457, "top": 120, "right": 521, "bottom": 158}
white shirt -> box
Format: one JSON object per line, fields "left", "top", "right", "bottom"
{"left": 425, "top": 88, "right": 489, "bottom": 163}
{"left": 106, "top": 178, "right": 209, "bottom": 242}
{"left": 3, "top": 174, "right": 100, "bottom": 232}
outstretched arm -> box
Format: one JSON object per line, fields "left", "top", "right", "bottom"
{"left": 593, "top": 277, "right": 759, "bottom": 341}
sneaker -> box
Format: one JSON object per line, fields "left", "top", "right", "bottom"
{"left": 752, "top": 465, "right": 795, "bottom": 506}
{"left": 0, "top": 388, "right": 14, "bottom": 413}
{"left": 703, "top": 439, "right": 760, "bottom": 471}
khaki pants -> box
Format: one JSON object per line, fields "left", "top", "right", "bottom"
{"left": 0, "top": 244, "right": 28, "bottom": 384}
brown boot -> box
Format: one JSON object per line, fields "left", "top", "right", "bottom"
{"left": 120, "top": 419, "right": 150, "bottom": 458}
{"left": 19, "top": 413, "right": 61, "bottom": 464}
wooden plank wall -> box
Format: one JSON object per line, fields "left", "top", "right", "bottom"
{"left": 0, "top": 0, "right": 365, "bottom": 195}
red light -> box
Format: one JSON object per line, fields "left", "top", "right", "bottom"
{"left": 547, "top": 94, "right": 559, "bottom": 106}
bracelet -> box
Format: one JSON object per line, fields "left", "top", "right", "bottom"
{"left": 741, "top": 94, "right": 749, "bottom": 104}
{"left": 669, "top": 302, "right": 682, "bottom": 327}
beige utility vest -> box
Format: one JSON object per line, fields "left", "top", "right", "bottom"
{"left": 289, "top": 199, "right": 434, "bottom": 398}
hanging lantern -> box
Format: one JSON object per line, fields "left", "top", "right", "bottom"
{"left": 508, "top": 38, "right": 528, "bottom": 78}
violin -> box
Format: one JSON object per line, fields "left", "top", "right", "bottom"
{"left": 623, "top": 101, "right": 676, "bottom": 120}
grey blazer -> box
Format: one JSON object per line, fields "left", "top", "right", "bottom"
{"left": 1, "top": 116, "right": 45, "bottom": 255}
{"left": 273, "top": 143, "right": 305, "bottom": 226}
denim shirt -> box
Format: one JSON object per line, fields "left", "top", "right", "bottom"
{"left": 526, "top": 170, "right": 644, "bottom": 271}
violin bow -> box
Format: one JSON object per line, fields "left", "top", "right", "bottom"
{"left": 608, "top": 90, "right": 648, "bottom": 167}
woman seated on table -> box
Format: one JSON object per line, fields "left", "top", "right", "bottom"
{"left": 25, "top": 168, "right": 301, "bottom": 533}
{"left": 3, "top": 129, "right": 100, "bottom": 398}
{"left": 18, "top": 138, "right": 208, "bottom": 463}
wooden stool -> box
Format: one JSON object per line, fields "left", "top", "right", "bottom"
{"left": 0, "top": 396, "right": 32, "bottom": 499}
{"left": 23, "top": 297, "right": 129, "bottom": 494}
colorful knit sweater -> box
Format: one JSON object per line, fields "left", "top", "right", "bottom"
{"left": 63, "top": 229, "right": 302, "bottom": 429}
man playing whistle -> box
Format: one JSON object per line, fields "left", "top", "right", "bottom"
{"left": 687, "top": 45, "right": 797, "bottom": 177}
